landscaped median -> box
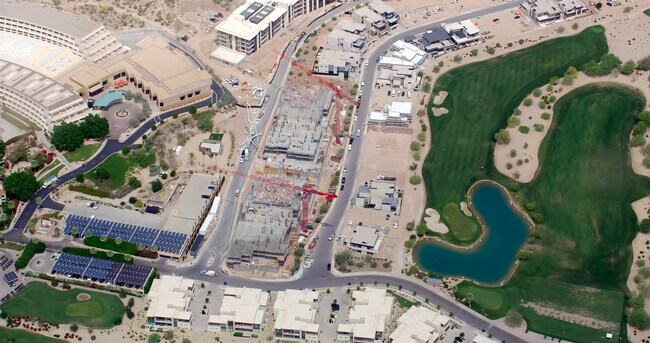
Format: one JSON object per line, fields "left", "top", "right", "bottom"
{"left": 83, "top": 236, "right": 158, "bottom": 259}
{"left": 62, "top": 247, "right": 134, "bottom": 264}
{"left": 0, "top": 326, "right": 66, "bottom": 343}
{"left": 14, "top": 240, "right": 45, "bottom": 269}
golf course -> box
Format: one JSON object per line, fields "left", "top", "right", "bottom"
{"left": 418, "top": 25, "right": 648, "bottom": 342}
{"left": 0, "top": 282, "right": 125, "bottom": 329}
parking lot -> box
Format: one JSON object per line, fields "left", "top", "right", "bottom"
{"left": 0, "top": 249, "right": 23, "bottom": 304}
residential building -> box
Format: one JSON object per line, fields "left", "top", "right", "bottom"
{"left": 473, "top": 334, "right": 501, "bottom": 343}
{"left": 314, "top": 50, "right": 360, "bottom": 78}
{"left": 326, "top": 29, "right": 365, "bottom": 52}
{"left": 0, "top": 0, "right": 123, "bottom": 63}
{"left": 557, "top": 0, "right": 588, "bottom": 17}
{"left": 336, "top": 18, "right": 367, "bottom": 34}
{"left": 273, "top": 289, "right": 320, "bottom": 341}
{"left": 352, "top": 7, "right": 387, "bottom": 35}
{"left": 341, "top": 224, "right": 384, "bottom": 255}
{"left": 337, "top": 288, "right": 393, "bottom": 342}
{"left": 353, "top": 179, "right": 402, "bottom": 212}
{"left": 0, "top": 60, "right": 88, "bottom": 132}
{"left": 208, "top": 287, "right": 269, "bottom": 335}
{"left": 215, "top": 0, "right": 333, "bottom": 55}
{"left": 420, "top": 28, "right": 454, "bottom": 53}
{"left": 375, "top": 66, "right": 417, "bottom": 89}
{"left": 378, "top": 40, "right": 427, "bottom": 68}
{"left": 443, "top": 20, "right": 481, "bottom": 46}
{"left": 199, "top": 139, "right": 224, "bottom": 154}
{"left": 521, "top": 0, "right": 563, "bottom": 23}
{"left": 368, "top": 0, "right": 399, "bottom": 27}
{"left": 389, "top": 306, "right": 451, "bottom": 343}
{"left": 145, "top": 275, "right": 195, "bottom": 329}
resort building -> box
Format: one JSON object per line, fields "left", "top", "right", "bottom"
{"left": 215, "top": 0, "right": 334, "bottom": 55}
{"left": 389, "top": 306, "right": 451, "bottom": 343}
{"left": 145, "top": 275, "right": 195, "bottom": 329}
{"left": 273, "top": 289, "right": 320, "bottom": 341}
{"left": 0, "top": 0, "right": 123, "bottom": 63}
{"left": 0, "top": 60, "right": 88, "bottom": 131}
{"left": 337, "top": 287, "right": 394, "bottom": 342}
{"left": 208, "top": 287, "right": 269, "bottom": 335}
{"left": 314, "top": 50, "right": 360, "bottom": 78}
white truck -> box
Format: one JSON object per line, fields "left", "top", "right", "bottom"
{"left": 244, "top": 148, "right": 250, "bottom": 161}
{"left": 200, "top": 270, "right": 216, "bottom": 277}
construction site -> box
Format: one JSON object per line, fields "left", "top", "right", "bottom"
{"left": 263, "top": 86, "right": 336, "bottom": 173}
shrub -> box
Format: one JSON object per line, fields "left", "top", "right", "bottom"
{"left": 532, "top": 213, "right": 544, "bottom": 223}
{"left": 409, "top": 175, "right": 422, "bottom": 185}
{"left": 508, "top": 183, "right": 519, "bottom": 192}
{"left": 69, "top": 184, "right": 110, "bottom": 198}
{"left": 507, "top": 117, "right": 520, "bottom": 128}
{"left": 633, "top": 135, "right": 647, "bottom": 147}
{"left": 486, "top": 47, "right": 495, "bottom": 55}
{"left": 640, "top": 219, "right": 650, "bottom": 233}
{"left": 523, "top": 98, "right": 533, "bottom": 106}
{"left": 122, "top": 146, "right": 131, "bottom": 155}
{"left": 532, "top": 88, "right": 542, "bottom": 97}
{"left": 75, "top": 173, "right": 85, "bottom": 182}
{"left": 518, "top": 126, "right": 530, "bottom": 134}
{"left": 494, "top": 129, "right": 511, "bottom": 144}
{"left": 533, "top": 123, "right": 545, "bottom": 132}
{"left": 638, "top": 54, "right": 650, "bottom": 71}
{"left": 541, "top": 112, "right": 551, "bottom": 120}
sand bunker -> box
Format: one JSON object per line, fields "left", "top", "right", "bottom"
{"left": 424, "top": 208, "right": 449, "bottom": 234}
{"left": 432, "top": 107, "right": 449, "bottom": 117}
{"left": 460, "top": 202, "right": 472, "bottom": 217}
{"left": 76, "top": 293, "right": 91, "bottom": 301}
{"left": 433, "top": 91, "right": 448, "bottom": 105}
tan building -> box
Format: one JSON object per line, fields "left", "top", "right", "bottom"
{"left": 208, "top": 287, "right": 269, "bottom": 335}
{"left": 145, "top": 275, "right": 195, "bottom": 329}
{"left": 64, "top": 38, "right": 212, "bottom": 111}
{"left": 273, "top": 289, "right": 320, "bottom": 341}
{"left": 0, "top": 0, "right": 123, "bottom": 63}
{"left": 389, "top": 306, "right": 451, "bottom": 343}
{"left": 337, "top": 288, "right": 394, "bottom": 342}
{"left": 0, "top": 60, "right": 88, "bottom": 131}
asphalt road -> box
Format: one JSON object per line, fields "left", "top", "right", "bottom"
{"left": 8, "top": 2, "right": 530, "bottom": 341}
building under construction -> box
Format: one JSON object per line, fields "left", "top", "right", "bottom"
{"left": 225, "top": 178, "right": 304, "bottom": 274}
{"left": 264, "top": 86, "right": 335, "bottom": 172}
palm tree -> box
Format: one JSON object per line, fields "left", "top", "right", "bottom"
{"left": 85, "top": 231, "right": 93, "bottom": 239}
{"left": 100, "top": 234, "right": 108, "bottom": 242}
{"left": 115, "top": 237, "right": 123, "bottom": 245}
{"left": 6, "top": 201, "right": 15, "bottom": 214}
{"left": 36, "top": 197, "right": 43, "bottom": 207}
{"left": 0, "top": 213, "right": 7, "bottom": 229}
{"left": 89, "top": 248, "right": 97, "bottom": 254}
{"left": 149, "top": 245, "right": 158, "bottom": 253}
{"left": 71, "top": 227, "right": 79, "bottom": 238}
{"left": 466, "top": 292, "right": 474, "bottom": 307}
{"left": 189, "top": 152, "right": 195, "bottom": 166}
{"left": 137, "top": 244, "right": 145, "bottom": 251}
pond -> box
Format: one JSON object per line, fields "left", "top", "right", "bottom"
{"left": 413, "top": 182, "right": 531, "bottom": 284}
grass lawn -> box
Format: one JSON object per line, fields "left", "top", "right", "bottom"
{"left": 456, "top": 85, "right": 645, "bottom": 342}
{"left": 63, "top": 143, "right": 101, "bottom": 163}
{"left": 420, "top": 26, "right": 642, "bottom": 340}
{"left": 38, "top": 165, "right": 64, "bottom": 186}
{"left": 0, "top": 282, "right": 125, "bottom": 329}
{"left": 37, "top": 160, "right": 61, "bottom": 181}
{"left": 0, "top": 111, "right": 38, "bottom": 131}
{"left": 386, "top": 289, "right": 421, "bottom": 309}
{"left": 0, "top": 326, "right": 66, "bottom": 343}
{"left": 0, "top": 241, "right": 23, "bottom": 251}
{"left": 87, "top": 153, "right": 134, "bottom": 190}
{"left": 441, "top": 203, "right": 478, "bottom": 243}
{"left": 423, "top": 26, "right": 608, "bottom": 242}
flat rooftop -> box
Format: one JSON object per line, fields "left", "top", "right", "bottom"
{"left": 210, "top": 287, "right": 268, "bottom": 325}
{"left": 147, "top": 275, "right": 195, "bottom": 321}
{"left": 338, "top": 288, "right": 393, "bottom": 339}
{"left": 336, "top": 18, "right": 366, "bottom": 33}
{"left": 0, "top": 0, "right": 103, "bottom": 40}
{"left": 216, "top": 0, "right": 292, "bottom": 40}
{"left": 354, "top": 7, "right": 384, "bottom": 23}
{"left": 273, "top": 289, "right": 320, "bottom": 333}
{"left": 164, "top": 173, "right": 219, "bottom": 234}
{"left": 389, "top": 306, "right": 450, "bottom": 343}
{"left": 0, "top": 59, "right": 84, "bottom": 111}
{"left": 0, "top": 31, "right": 82, "bottom": 78}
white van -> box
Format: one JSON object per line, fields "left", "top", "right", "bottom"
{"left": 407, "top": 91, "right": 412, "bottom": 98}
{"left": 391, "top": 89, "right": 396, "bottom": 97}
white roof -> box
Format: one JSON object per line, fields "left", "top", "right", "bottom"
{"left": 369, "top": 0, "right": 395, "bottom": 15}
{"left": 210, "top": 287, "right": 268, "bottom": 325}
{"left": 336, "top": 18, "right": 366, "bottom": 33}
{"left": 0, "top": 31, "right": 82, "bottom": 78}
{"left": 338, "top": 288, "right": 393, "bottom": 339}
{"left": 460, "top": 20, "right": 480, "bottom": 35}
{"left": 369, "top": 111, "right": 387, "bottom": 121}
{"left": 354, "top": 7, "right": 384, "bottom": 23}
{"left": 216, "top": 0, "right": 292, "bottom": 40}
{"left": 146, "top": 275, "right": 195, "bottom": 322}
{"left": 273, "top": 289, "right": 320, "bottom": 333}
{"left": 390, "top": 101, "right": 412, "bottom": 115}
{"left": 327, "top": 29, "right": 360, "bottom": 42}
{"left": 210, "top": 46, "right": 247, "bottom": 65}
{"left": 390, "top": 306, "right": 450, "bottom": 343}
{"left": 473, "top": 334, "right": 501, "bottom": 343}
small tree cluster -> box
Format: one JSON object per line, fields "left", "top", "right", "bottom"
{"left": 582, "top": 53, "right": 622, "bottom": 77}
{"left": 633, "top": 111, "right": 650, "bottom": 149}
{"left": 51, "top": 114, "right": 109, "bottom": 151}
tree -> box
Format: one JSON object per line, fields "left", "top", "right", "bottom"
{"left": 634, "top": 121, "right": 648, "bottom": 136}
{"left": 29, "top": 151, "right": 47, "bottom": 171}
{"left": 466, "top": 293, "right": 474, "bottom": 307}
{"left": 523, "top": 98, "right": 533, "bottom": 106}
{"left": 188, "top": 106, "right": 197, "bottom": 115}
{"left": 533, "top": 124, "right": 545, "bottom": 132}
{"left": 494, "top": 129, "right": 511, "bottom": 144}
{"left": 3, "top": 171, "right": 39, "bottom": 201}
{"left": 0, "top": 139, "right": 5, "bottom": 157}
{"left": 638, "top": 54, "right": 650, "bottom": 71}
{"left": 75, "top": 173, "right": 85, "bottom": 182}
{"left": 115, "top": 237, "right": 123, "bottom": 245}
{"left": 639, "top": 219, "right": 650, "bottom": 233}
{"left": 595, "top": 2, "right": 602, "bottom": 9}
{"left": 122, "top": 146, "right": 131, "bottom": 155}
{"left": 72, "top": 227, "right": 79, "bottom": 237}
{"left": 409, "top": 175, "right": 422, "bottom": 185}
{"left": 507, "top": 117, "right": 520, "bottom": 128}
{"left": 197, "top": 114, "right": 213, "bottom": 132}
{"left": 470, "top": 49, "right": 478, "bottom": 56}
{"left": 532, "top": 88, "right": 542, "bottom": 97}
{"left": 620, "top": 60, "right": 636, "bottom": 75}
{"left": 633, "top": 135, "right": 647, "bottom": 147}
{"left": 36, "top": 197, "right": 43, "bottom": 207}
{"left": 406, "top": 221, "right": 415, "bottom": 231}
{"left": 561, "top": 74, "right": 574, "bottom": 86}
{"left": 94, "top": 167, "right": 110, "bottom": 181}
{"left": 128, "top": 177, "right": 142, "bottom": 189}
{"left": 629, "top": 308, "right": 650, "bottom": 330}
{"left": 70, "top": 323, "right": 79, "bottom": 332}
{"left": 150, "top": 179, "right": 163, "bottom": 193}
{"left": 51, "top": 122, "right": 85, "bottom": 151}
{"left": 567, "top": 66, "right": 578, "bottom": 77}
{"left": 148, "top": 333, "right": 161, "bottom": 343}
{"left": 410, "top": 141, "right": 421, "bottom": 152}
{"left": 505, "top": 310, "right": 524, "bottom": 328}
{"left": 80, "top": 114, "right": 109, "bottom": 139}
{"left": 8, "top": 142, "right": 28, "bottom": 163}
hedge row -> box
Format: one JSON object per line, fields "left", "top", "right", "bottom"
{"left": 84, "top": 236, "right": 136, "bottom": 255}
{"left": 62, "top": 247, "right": 134, "bottom": 264}
{"left": 69, "top": 184, "right": 109, "bottom": 198}
{"left": 14, "top": 240, "right": 46, "bottom": 269}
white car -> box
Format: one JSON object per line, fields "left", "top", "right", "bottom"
{"left": 354, "top": 115, "right": 358, "bottom": 122}
{"left": 365, "top": 60, "right": 369, "bottom": 66}
{"left": 356, "top": 129, "right": 361, "bottom": 137}
{"left": 343, "top": 167, "right": 347, "bottom": 175}
{"left": 360, "top": 81, "right": 364, "bottom": 87}
{"left": 328, "top": 233, "right": 335, "bottom": 241}
{"left": 393, "top": 222, "right": 398, "bottom": 229}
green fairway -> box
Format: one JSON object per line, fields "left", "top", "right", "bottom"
{"left": 0, "top": 326, "right": 66, "bottom": 343}
{"left": 644, "top": 8, "right": 650, "bottom": 16}
{"left": 63, "top": 143, "right": 102, "bottom": 163}
{"left": 423, "top": 26, "right": 608, "bottom": 242}
{"left": 441, "top": 203, "right": 478, "bottom": 243}
{"left": 0, "top": 282, "right": 125, "bottom": 329}
{"left": 87, "top": 153, "right": 133, "bottom": 190}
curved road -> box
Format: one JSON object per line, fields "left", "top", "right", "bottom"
{"left": 8, "top": 2, "right": 527, "bottom": 341}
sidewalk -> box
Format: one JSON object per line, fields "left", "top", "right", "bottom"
{"left": 35, "top": 131, "right": 74, "bottom": 171}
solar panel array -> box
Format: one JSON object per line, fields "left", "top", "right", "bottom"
{"left": 51, "top": 252, "right": 153, "bottom": 289}
{"left": 3, "top": 271, "right": 18, "bottom": 285}
{"left": 63, "top": 214, "right": 187, "bottom": 254}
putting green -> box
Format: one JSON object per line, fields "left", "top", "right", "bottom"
{"left": 441, "top": 203, "right": 478, "bottom": 242}
{"left": 65, "top": 301, "right": 103, "bottom": 317}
